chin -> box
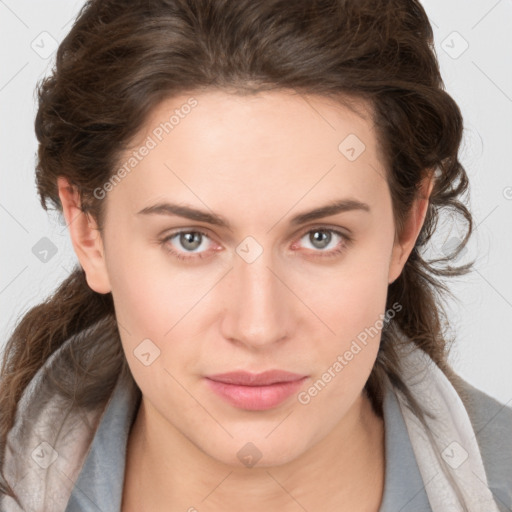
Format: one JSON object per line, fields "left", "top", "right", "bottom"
{"left": 198, "top": 433, "right": 310, "bottom": 470}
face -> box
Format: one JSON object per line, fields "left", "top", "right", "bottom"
{"left": 69, "top": 89, "right": 417, "bottom": 468}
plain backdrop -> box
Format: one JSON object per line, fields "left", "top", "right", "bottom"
{"left": 1, "top": 0, "right": 511, "bottom": 404}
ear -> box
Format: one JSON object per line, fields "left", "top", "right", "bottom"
{"left": 57, "top": 176, "right": 112, "bottom": 294}
{"left": 388, "top": 171, "right": 435, "bottom": 284}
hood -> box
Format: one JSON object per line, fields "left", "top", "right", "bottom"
{"left": 0, "top": 317, "right": 140, "bottom": 512}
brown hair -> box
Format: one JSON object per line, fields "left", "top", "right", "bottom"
{"left": 0, "top": 0, "right": 473, "bottom": 502}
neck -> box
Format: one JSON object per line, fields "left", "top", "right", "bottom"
{"left": 122, "top": 391, "right": 385, "bottom": 512}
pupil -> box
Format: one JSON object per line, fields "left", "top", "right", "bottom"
{"left": 311, "top": 230, "right": 330, "bottom": 248}
{"left": 182, "top": 232, "right": 201, "bottom": 250}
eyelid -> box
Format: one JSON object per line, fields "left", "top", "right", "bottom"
{"left": 294, "top": 222, "right": 352, "bottom": 240}
{"left": 160, "top": 223, "right": 352, "bottom": 242}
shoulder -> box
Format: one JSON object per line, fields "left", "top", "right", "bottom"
{"left": 450, "top": 373, "right": 512, "bottom": 511}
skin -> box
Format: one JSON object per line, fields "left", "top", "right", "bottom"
{"left": 58, "top": 89, "right": 433, "bottom": 512}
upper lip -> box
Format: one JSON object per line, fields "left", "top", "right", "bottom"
{"left": 206, "top": 370, "right": 307, "bottom": 386}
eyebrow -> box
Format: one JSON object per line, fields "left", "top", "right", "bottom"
{"left": 136, "top": 198, "right": 370, "bottom": 229}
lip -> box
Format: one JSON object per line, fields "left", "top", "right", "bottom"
{"left": 205, "top": 370, "right": 308, "bottom": 411}
{"left": 207, "top": 370, "right": 306, "bottom": 386}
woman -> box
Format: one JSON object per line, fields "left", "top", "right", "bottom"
{"left": 0, "top": 0, "right": 510, "bottom": 511}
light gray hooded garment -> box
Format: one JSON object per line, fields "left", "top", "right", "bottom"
{"left": 1, "top": 318, "right": 511, "bottom": 511}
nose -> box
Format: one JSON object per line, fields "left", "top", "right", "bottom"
{"left": 220, "top": 250, "right": 293, "bottom": 350}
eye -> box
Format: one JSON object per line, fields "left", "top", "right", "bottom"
{"left": 160, "top": 230, "right": 215, "bottom": 261}
{"left": 293, "top": 227, "right": 351, "bottom": 259}
{"left": 160, "top": 226, "right": 352, "bottom": 262}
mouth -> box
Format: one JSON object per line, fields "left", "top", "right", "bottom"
{"left": 204, "top": 370, "right": 308, "bottom": 411}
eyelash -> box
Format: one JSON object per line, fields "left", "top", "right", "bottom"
{"left": 159, "top": 226, "right": 352, "bottom": 262}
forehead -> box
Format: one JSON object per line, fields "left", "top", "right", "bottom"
{"left": 138, "top": 88, "right": 376, "bottom": 159}
{"left": 109, "top": 89, "right": 388, "bottom": 218}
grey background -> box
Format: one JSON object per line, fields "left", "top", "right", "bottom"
{"left": 1, "top": 0, "right": 511, "bottom": 404}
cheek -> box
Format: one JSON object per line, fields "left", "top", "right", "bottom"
{"left": 105, "top": 243, "right": 217, "bottom": 372}
{"left": 106, "top": 259, "right": 194, "bottom": 395}
{"left": 299, "top": 242, "right": 392, "bottom": 387}
{"left": 108, "top": 265, "right": 167, "bottom": 335}
{"left": 335, "top": 273, "right": 389, "bottom": 342}
{"left": 303, "top": 277, "right": 387, "bottom": 407}
{"left": 303, "top": 253, "right": 391, "bottom": 343}
{"left": 106, "top": 238, "right": 197, "bottom": 332}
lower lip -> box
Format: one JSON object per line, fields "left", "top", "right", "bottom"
{"left": 205, "top": 377, "right": 308, "bottom": 411}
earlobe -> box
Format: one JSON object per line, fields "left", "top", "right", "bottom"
{"left": 57, "top": 176, "right": 112, "bottom": 294}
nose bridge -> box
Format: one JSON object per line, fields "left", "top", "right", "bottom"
{"left": 223, "top": 247, "right": 290, "bottom": 348}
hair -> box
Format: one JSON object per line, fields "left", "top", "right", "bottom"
{"left": 0, "top": 0, "right": 474, "bottom": 504}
